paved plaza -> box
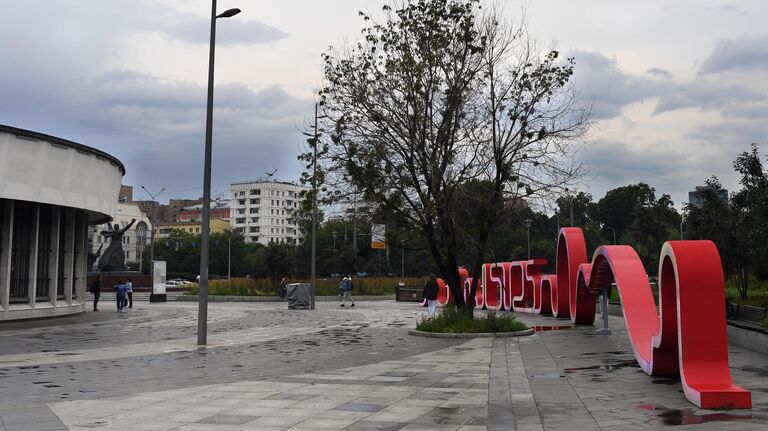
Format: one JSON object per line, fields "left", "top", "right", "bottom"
{"left": 0, "top": 300, "right": 766, "bottom": 431}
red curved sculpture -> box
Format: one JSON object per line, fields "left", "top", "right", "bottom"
{"left": 482, "top": 263, "right": 505, "bottom": 311}
{"left": 512, "top": 260, "right": 546, "bottom": 313}
{"left": 436, "top": 278, "right": 449, "bottom": 305}
{"left": 459, "top": 268, "right": 470, "bottom": 304}
{"left": 557, "top": 228, "right": 595, "bottom": 324}
{"left": 534, "top": 275, "right": 554, "bottom": 315}
{"left": 427, "top": 228, "right": 751, "bottom": 408}
{"left": 580, "top": 242, "right": 751, "bottom": 409}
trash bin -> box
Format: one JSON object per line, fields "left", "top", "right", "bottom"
{"left": 396, "top": 284, "right": 423, "bottom": 302}
{"left": 286, "top": 283, "right": 311, "bottom": 309}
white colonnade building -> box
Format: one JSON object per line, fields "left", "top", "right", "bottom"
{"left": 0, "top": 125, "right": 124, "bottom": 321}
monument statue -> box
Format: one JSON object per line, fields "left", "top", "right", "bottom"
{"left": 97, "top": 219, "right": 136, "bottom": 272}
{"left": 88, "top": 242, "right": 104, "bottom": 271}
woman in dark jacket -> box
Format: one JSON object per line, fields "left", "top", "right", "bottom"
{"left": 89, "top": 276, "right": 101, "bottom": 312}
{"left": 423, "top": 274, "right": 439, "bottom": 318}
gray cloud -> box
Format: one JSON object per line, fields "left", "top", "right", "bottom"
{"left": 569, "top": 51, "right": 662, "bottom": 119}
{"left": 645, "top": 67, "right": 672, "bottom": 79}
{"left": 653, "top": 81, "right": 766, "bottom": 115}
{"left": 0, "top": 1, "right": 305, "bottom": 200}
{"left": 706, "top": 5, "right": 745, "bottom": 15}
{"left": 161, "top": 16, "right": 288, "bottom": 46}
{"left": 699, "top": 34, "right": 768, "bottom": 74}
{"left": 0, "top": 64, "right": 311, "bottom": 199}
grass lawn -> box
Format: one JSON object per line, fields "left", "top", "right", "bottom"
{"left": 185, "top": 276, "right": 423, "bottom": 296}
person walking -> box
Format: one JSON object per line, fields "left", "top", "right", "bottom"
{"left": 423, "top": 274, "right": 440, "bottom": 319}
{"left": 89, "top": 276, "right": 101, "bottom": 312}
{"left": 115, "top": 281, "right": 128, "bottom": 312}
{"left": 339, "top": 276, "right": 355, "bottom": 307}
{"left": 279, "top": 277, "right": 288, "bottom": 301}
{"left": 126, "top": 278, "right": 134, "bottom": 308}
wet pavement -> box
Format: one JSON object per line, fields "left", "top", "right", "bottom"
{"left": 0, "top": 300, "right": 766, "bottom": 430}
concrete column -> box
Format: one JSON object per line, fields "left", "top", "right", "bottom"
{"left": 28, "top": 203, "right": 40, "bottom": 308}
{"left": 73, "top": 211, "right": 87, "bottom": 302}
{"left": 0, "top": 200, "right": 13, "bottom": 310}
{"left": 49, "top": 206, "right": 60, "bottom": 307}
{"left": 63, "top": 207, "right": 75, "bottom": 305}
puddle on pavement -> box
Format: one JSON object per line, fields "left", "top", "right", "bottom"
{"left": 563, "top": 360, "right": 637, "bottom": 373}
{"left": 533, "top": 325, "right": 573, "bottom": 332}
{"left": 633, "top": 403, "right": 753, "bottom": 426}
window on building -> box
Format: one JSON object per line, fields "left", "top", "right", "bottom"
{"left": 196, "top": 228, "right": 200, "bottom": 233}
{"left": 271, "top": 228, "right": 274, "bottom": 233}
{"left": 249, "top": 208, "right": 258, "bottom": 214}
{"left": 236, "top": 218, "right": 245, "bottom": 224}
{"left": 249, "top": 226, "right": 259, "bottom": 233}
{"left": 238, "top": 191, "right": 245, "bottom": 196}
{"left": 250, "top": 198, "right": 259, "bottom": 205}
{"left": 237, "top": 209, "right": 245, "bottom": 215}
{"left": 251, "top": 217, "right": 258, "bottom": 223}
{"left": 250, "top": 189, "right": 260, "bottom": 195}
{"left": 238, "top": 199, "right": 245, "bottom": 205}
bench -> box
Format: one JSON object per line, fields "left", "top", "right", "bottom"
{"left": 728, "top": 304, "right": 767, "bottom": 332}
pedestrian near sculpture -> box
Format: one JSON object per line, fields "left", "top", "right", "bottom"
{"left": 126, "top": 278, "right": 134, "bottom": 308}
{"left": 89, "top": 276, "right": 101, "bottom": 312}
{"left": 423, "top": 274, "right": 439, "bottom": 319}
{"left": 339, "top": 276, "right": 355, "bottom": 307}
{"left": 114, "top": 281, "right": 128, "bottom": 312}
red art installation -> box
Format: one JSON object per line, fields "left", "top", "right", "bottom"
{"left": 449, "top": 227, "right": 751, "bottom": 409}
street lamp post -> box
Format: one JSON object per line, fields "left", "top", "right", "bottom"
{"left": 680, "top": 212, "right": 685, "bottom": 240}
{"left": 606, "top": 226, "right": 616, "bottom": 245}
{"left": 332, "top": 231, "right": 337, "bottom": 275}
{"left": 524, "top": 219, "right": 532, "bottom": 259}
{"left": 400, "top": 239, "right": 405, "bottom": 280}
{"left": 198, "top": 1, "right": 241, "bottom": 346}
{"left": 140, "top": 186, "right": 164, "bottom": 278}
{"left": 227, "top": 233, "right": 231, "bottom": 284}
{"left": 302, "top": 102, "right": 327, "bottom": 310}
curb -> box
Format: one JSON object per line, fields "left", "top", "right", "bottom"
{"left": 407, "top": 328, "right": 534, "bottom": 338}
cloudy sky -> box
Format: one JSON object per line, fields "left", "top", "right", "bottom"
{"left": 1, "top": 1, "right": 766, "bottom": 207}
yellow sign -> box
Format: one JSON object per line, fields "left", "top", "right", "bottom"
{"left": 371, "top": 224, "right": 386, "bottom": 249}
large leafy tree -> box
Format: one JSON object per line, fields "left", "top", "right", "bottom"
{"left": 593, "top": 183, "right": 680, "bottom": 274}
{"left": 314, "top": 0, "right": 589, "bottom": 307}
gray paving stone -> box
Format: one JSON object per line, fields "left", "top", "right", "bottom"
{"left": 1, "top": 302, "right": 767, "bottom": 430}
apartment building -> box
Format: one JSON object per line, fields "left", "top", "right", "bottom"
{"left": 230, "top": 180, "right": 309, "bottom": 245}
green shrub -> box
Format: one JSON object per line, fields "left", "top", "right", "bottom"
{"left": 185, "top": 276, "right": 423, "bottom": 296}
{"left": 416, "top": 306, "right": 528, "bottom": 333}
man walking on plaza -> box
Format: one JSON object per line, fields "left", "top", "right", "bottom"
{"left": 339, "top": 276, "right": 355, "bottom": 307}
{"left": 114, "top": 281, "right": 128, "bottom": 312}
{"left": 126, "top": 278, "right": 134, "bottom": 308}
{"left": 89, "top": 275, "right": 101, "bottom": 312}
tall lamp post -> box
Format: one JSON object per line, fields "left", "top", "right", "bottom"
{"left": 332, "top": 231, "right": 337, "bottom": 275}
{"left": 400, "top": 239, "right": 405, "bottom": 280}
{"left": 680, "top": 207, "right": 686, "bottom": 240}
{"left": 140, "top": 185, "right": 165, "bottom": 272}
{"left": 302, "top": 102, "right": 326, "bottom": 310}
{"left": 198, "top": 1, "right": 241, "bottom": 346}
{"left": 524, "top": 219, "right": 532, "bottom": 259}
